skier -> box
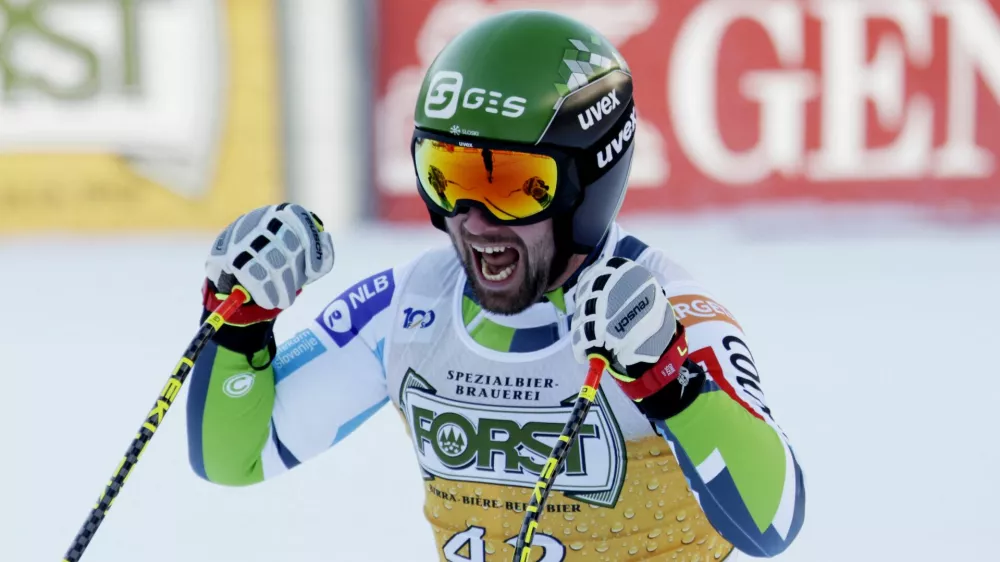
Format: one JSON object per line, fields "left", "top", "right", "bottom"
{"left": 188, "top": 10, "right": 805, "bottom": 561}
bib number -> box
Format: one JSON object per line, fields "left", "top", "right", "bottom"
{"left": 443, "top": 526, "right": 566, "bottom": 561}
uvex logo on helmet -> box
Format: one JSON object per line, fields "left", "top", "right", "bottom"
{"left": 577, "top": 89, "right": 621, "bottom": 131}
{"left": 423, "top": 70, "right": 527, "bottom": 120}
{"left": 597, "top": 106, "right": 638, "bottom": 169}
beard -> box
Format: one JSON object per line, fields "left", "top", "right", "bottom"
{"left": 449, "top": 228, "right": 555, "bottom": 315}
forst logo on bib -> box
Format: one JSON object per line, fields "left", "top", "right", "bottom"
{"left": 435, "top": 422, "right": 468, "bottom": 456}
{"left": 317, "top": 269, "right": 395, "bottom": 347}
{"left": 399, "top": 369, "right": 627, "bottom": 508}
{"left": 422, "top": 70, "right": 527, "bottom": 120}
{"left": 413, "top": 407, "right": 599, "bottom": 475}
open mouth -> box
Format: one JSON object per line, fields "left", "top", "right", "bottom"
{"left": 470, "top": 243, "right": 521, "bottom": 284}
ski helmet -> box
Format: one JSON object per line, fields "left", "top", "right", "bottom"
{"left": 411, "top": 10, "right": 636, "bottom": 254}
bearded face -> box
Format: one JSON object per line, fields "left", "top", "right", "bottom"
{"left": 445, "top": 207, "right": 557, "bottom": 315}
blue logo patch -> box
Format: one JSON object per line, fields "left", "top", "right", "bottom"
{"left": 273, "top": 330, "right": 326, "bottom": 382}
{"left": 402, "top": 307, "right": 435, "bottom": 329}
{"left": 317, "top": 269, "right": 395, "bottom": 347}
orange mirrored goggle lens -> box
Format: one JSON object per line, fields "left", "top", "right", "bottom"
{"left": 414, "top": 138, "right": 559, "bottom": 221}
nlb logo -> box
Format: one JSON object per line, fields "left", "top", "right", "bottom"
{"left": 317, "top": 270, "right": 395, "bottom": 347}
{"left": 423, "top": 70, "right": 527, "bottom": 120}
{"left": 322, "top": 299, "right": 352, "bottom": 334}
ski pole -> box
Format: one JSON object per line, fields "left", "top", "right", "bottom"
{"left": 62, "top": 286, "right": 250, "bottom": 562}
{"left": 511, "top": 353, "right": 609, "bottom": 562}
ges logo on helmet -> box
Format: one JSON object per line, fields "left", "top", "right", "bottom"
{"left": 424, "top": 71, "right": 527, "bottom": 120}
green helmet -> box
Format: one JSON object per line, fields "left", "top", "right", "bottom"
{"left": 411, "top": 10, "right": 636, "bottom": 253}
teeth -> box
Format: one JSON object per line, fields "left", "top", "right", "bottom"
{"left": 471, "top": 244, "right": 510, "bottom": 255}
{"left": 481, "top": 260, "right": 516, "bottom": 282}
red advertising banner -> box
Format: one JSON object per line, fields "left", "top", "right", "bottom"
{"left": 375, "top": 0, "right": 1000, "bottom": 222}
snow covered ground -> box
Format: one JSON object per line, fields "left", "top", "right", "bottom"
{"left": 2, "top": 214, "right": 998, "bottom": 562}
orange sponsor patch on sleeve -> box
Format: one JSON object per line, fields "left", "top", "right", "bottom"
{"left": 669, "top": 294, "right": 742, "bottom": 330}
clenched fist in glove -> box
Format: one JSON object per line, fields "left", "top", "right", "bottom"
{"left": 202, "top": 203, "right": 334, "bottom": 356}
{"left": 571, "top": 256, "right": 704, "bottom": 419}
{"left": 206, "top": 203, "right": 334, "bottom": 310}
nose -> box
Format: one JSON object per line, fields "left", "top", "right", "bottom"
{"left": 461, "top": 206, "right": 503, "bottom": 237}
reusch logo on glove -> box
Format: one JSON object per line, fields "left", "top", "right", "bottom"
{"left": 306, "top": 217, "right": 323, "bottom": 262}
{"left": 613, "top": 295, "right": 649, "bottom": 334}
{"left": 289, "top": 205, "right": 325, "bottom": 265}
{"left": 609, "top": 284, "right": 655, "bottom": 336}
{"left": 317, "top": 269, "right": 395, "bottom": 347}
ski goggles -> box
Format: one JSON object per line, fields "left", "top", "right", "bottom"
{"left": 412, "top": 130, "right": 577, "bottom": 224}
